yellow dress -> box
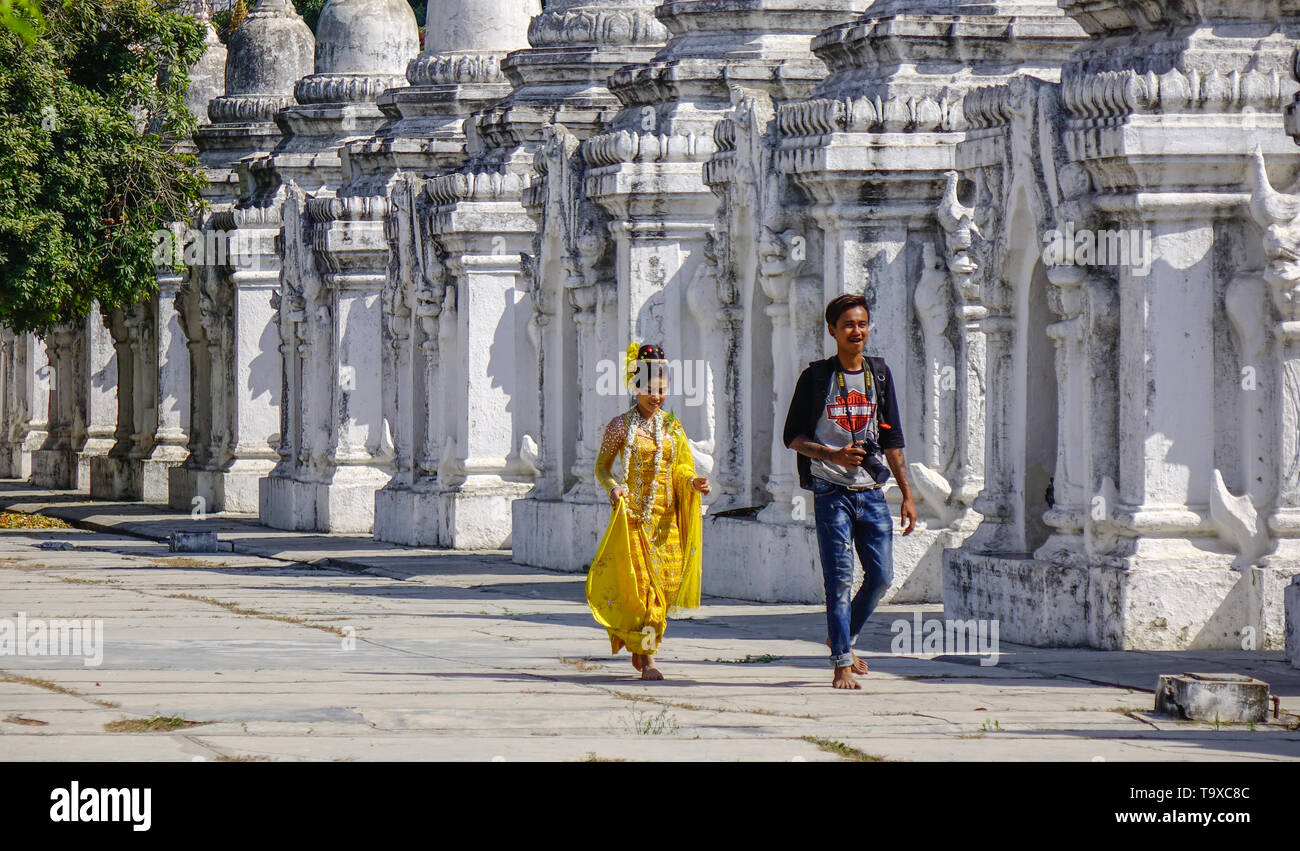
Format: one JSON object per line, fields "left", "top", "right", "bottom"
{"left": 586, "top": 410, "right": 703, "bottom": 656}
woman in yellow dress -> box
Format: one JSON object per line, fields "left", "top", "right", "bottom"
{"left": 586, "top": 343, "right": 709, "bottom": 681}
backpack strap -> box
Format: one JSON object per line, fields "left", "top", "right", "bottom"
{"left": 865, "top": 355, "right": 888, "bottom": 392}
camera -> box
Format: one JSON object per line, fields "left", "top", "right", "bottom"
{"left": 855, "top": 438, "right": 892, "bottom": 485}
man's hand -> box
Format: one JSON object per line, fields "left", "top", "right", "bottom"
{"left": 882, "top": 447, "right": 917, "bottom": 535}
{"left": 793, "top": 436, "right": 866, "bottom": 468}
{"left": 828, "top": 445, "right": 866, "bottom": 468}
{"left": 609, "top": 485, "right": 627, "bottom": 505}
{"left": 899, "top": 496, "right": 917, "bottom": 536}
{"left": 692, "top": 477, "right": 710, "bottom": 494}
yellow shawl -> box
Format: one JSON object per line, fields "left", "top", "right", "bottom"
{"left": 586, "top": 422, "right": 703, "bottom": 640}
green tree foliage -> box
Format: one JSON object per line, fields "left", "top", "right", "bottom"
{"left": 212, "top": 0, "right": 249, "bottom": 41}
{"left": 0, "top": 0, "right": 208, "bottom": 333}
{"left": 211, "top": 6, "right": 231, "bottom": 37}
{"left": 0, "top": 0, "right": 44, "bottom": 42}
{"left": 293, "top": 0, "right": 324, "bottom": 31}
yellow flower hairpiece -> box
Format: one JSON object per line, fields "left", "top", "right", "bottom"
{"left": 624, "top": 342, "right": 640, "bottom": 387}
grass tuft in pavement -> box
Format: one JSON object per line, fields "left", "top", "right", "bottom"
{"left": 625, "top": 706, "right": 679, "bottom": 735}
{"left": 104, "top": 716, "right": 213, "bottom": 733}
{"left": 711, "top": 654, "right": 785, "bottom": 664}
{"left": 156, "top": 557, "right": 229, "bottom": 568}
{"left": 216, "top": 754, "right": 269, "bottom": 762}
{"left": 1, "top": 672, "right": 118, "bottom": 708}
{"left": 801, "top": 736, "right": 885, "bottom": 762}
{"left": 166, "top": 593, "right": 351, "bottom": 637}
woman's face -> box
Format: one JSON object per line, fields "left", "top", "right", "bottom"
{"left": 636, "top": 370, "right": 669, "bottom": 413}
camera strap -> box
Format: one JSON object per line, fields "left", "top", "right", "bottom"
{"left": 835, "top": 366, "right": 873, "bottom": 446}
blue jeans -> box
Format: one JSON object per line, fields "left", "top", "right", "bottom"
{"left": 810, "top": 476, "right": 894, "bottom": 669}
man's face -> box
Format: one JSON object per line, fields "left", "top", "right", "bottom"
{"left": 829, "top": 306, "right": 870, "bottom": 354}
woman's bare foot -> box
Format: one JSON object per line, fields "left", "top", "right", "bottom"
{"left": 631, "top": 653, "right": 645, "bottom": 672}
{"left": 826, "top": 638, "right": 869, "bottom": 675}
{"left": 832, "top": 665, "right": 860, "bottom": 690}
{"left": 641, "top": 660, "right": 664, "bottom": 681}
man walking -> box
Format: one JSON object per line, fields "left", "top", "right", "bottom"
{"left": 783, "top": 294, "right": 917, "bottom": 689}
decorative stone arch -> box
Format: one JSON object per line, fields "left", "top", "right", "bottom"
{"left": 953, "top": 76, "right": 1081, "bottom": 558}
{"left": 945, "top": 70, "right": 1130, "bottom": 645}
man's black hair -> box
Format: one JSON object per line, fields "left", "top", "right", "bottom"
{"left": 825, "top": 293, "right": 870, "bottom": 328}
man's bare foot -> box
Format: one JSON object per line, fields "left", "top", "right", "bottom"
{"left": 641, "top": 660, "right": 664, "bottom": 681}
{"left": 832, "top": 665, "right": 860, "bottom": 690}
{"left": 631, "top": 653, "right": 645, "bottom": 672}
{"left": 826, "top": 638, "right": 869, "bottom": 675}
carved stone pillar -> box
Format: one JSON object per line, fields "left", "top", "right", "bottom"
{"left": 30, "top": 312, "right": 117, "bottom": 491}
{"left": 171, "top": 0, "right": 314, "bottom": 514}
{"left": 431, "top": 0, "right": 690, "bottom": 551}
{"left": 756, "top": 247, "right": 799, "bottom": 520}
{"left": 421, "top": 177, "right": 538, "bottom": 546}
{"left": 29, "top": 326, "right": 78, "bottom": 488}
{"left": 937, "top": 172, "right": 988, "bottom": 513}
{"left": 572, "top": 1, "right": 866, "bottom": 598}
{"left": 515, "top": 123, "right": 635, "bottom": 569}
{"left": 705, "top": 94, "right": 804, "bottom": 521}
{"left": 0, "top": 331, "right": 48, "bottom": 479}
{"left": 90, "top": 305, "right": 144, "bottom": 499}
{"left": 256, "top": 0, "right": 420, "bottom": 532}
{"left": 1248, "top": 149, "right": 1300, "bottom": 658}
{"left": 773, "top": 0, "right": 1083, "bottom": 604}
{"left": 1283, "top": 25, "right": 1300, "bottom": 669}
{"left": 948, "top": 74, "right": 1124, "bottom": 645}
{"left": 483, "top": 0, "right": 667, "bottom": 562}
{"left": 84, "top": 12, "right": 221, "bottom": 502}
{"left": 145, "top": 278, "right": 190, "bottom": 500}
{"left": 370, "top": 0, "right": 535, "bottom": 545}
{"left": 946, "top": 0, "right": 1300, "bottom": 650}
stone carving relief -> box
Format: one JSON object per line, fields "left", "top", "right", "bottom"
{"left": 1248, "top": 147, "right": 1300, "bottom": 520}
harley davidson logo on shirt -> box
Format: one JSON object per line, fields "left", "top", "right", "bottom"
{"left": 826, "top": 389, "right": 876, "bottom": 434}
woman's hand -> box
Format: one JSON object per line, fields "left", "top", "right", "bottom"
{"left": 609, "top": 485, "right": 628, "bottom": 505}
{"left": 692, "top": 477, "right": 710, "bottom": 495}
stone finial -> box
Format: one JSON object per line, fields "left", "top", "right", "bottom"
{"left": 209, "top": 0, "right": 315, "bottom": 124}
{"left": 186, "top": 21, "right": 227, "bottom": 127}
{"left": 526, "top": 0, "right": 663, "bottom": 49}
{"left": 295, "top": 0, "right": 420, "bottom": 104}
{"left": 406, "top": 0, "right": 535, "bottom": 87}
{"left": 423, "top": 0, "right": 532, "bottom": 58}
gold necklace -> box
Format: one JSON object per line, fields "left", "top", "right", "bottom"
{"left": 622, "top": 407, "right": 664, "bottom": 529}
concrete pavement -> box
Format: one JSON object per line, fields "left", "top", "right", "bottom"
{"left": 1, "top": 480, "right": 1298, "bottom": 762}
